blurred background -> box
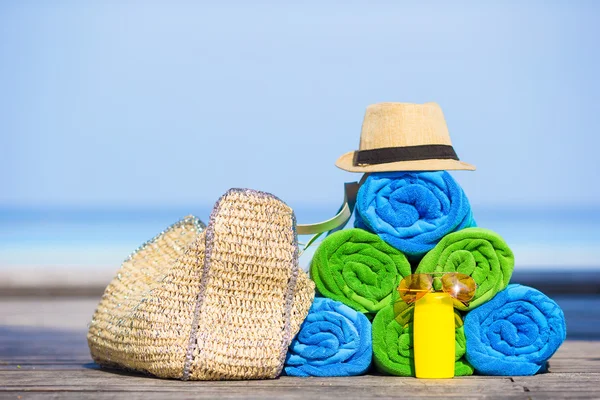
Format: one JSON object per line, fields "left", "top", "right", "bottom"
{"left": 1, "top": 0, "right": 599, "bottom": 294}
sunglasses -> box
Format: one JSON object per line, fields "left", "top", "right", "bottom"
{"left": 398, "top": 272, "right": 477, "bottom": 306}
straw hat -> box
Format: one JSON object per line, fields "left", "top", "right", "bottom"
{"left": 336, "top": 102, "right": 475, "bottom": 172}
{"left": 88, "top": 189, "right": 315, "bottom": 380}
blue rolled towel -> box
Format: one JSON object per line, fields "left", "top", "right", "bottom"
{"left": 355, "top": 171, "right": 475, "bottom": 260}
{"left": 284, "top": 297, "right": 372, "bottom": 377}
{"left": 464, "top": 284, "right": 567, "bottom": 376}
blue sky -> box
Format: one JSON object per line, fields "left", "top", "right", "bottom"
{"left": 1, "top": 0, "right": 599, "bottom": 210}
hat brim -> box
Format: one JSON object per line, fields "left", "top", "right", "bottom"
{"left": 335, "top": 151, "right": 476, "bottom": 172}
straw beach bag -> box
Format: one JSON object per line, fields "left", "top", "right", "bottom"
{"left": 87, "top": 189, "right": 315, "bottom": 380}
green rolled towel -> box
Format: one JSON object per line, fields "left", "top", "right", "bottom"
{"left": 415, "top": 227, "right": 515, "bottom": 311}
{"left": 372, "top": 298, "right": 473, "bottom": 377}
{"left": 310, "top": 228, "right": 411, "bottom": 315}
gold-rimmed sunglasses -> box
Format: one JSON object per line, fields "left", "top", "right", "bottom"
{"left": 398, "top": 272, "right": 477, "bottom": 306}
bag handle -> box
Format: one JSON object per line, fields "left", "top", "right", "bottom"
{"left": 296, "top": 174, "right": 367, "bottom": 252}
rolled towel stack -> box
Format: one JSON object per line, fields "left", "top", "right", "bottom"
{"left": 284, "top": 297, "right": 372, "bottom": 377}
{"left": 464, "top": 284, "right": 567, "bottom": 376}
{"left": 298, "top": 170, "right": 565, "bottom": 377}
{"left": 355, "top": 171, "right": 476, "bottom": 261}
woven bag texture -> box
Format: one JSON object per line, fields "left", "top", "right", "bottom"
{"left": 87, "top": 189, "right": 315, "bottom": 380}
{"left": 87, "top": 216, "right": 206, "bottom": 377}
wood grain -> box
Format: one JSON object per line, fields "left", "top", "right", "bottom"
{"left": 1, "top": 298, "right": 599, "bottom": 399}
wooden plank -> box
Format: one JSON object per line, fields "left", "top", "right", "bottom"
{"left": 0, "top": 298, "right": 98, "bottom": 331}
{"left": 547, "top": 341, "right": 600, "bottom": 373}
{"left": 3, "top": 357, "right": 597, "bottom": 374}
{"left": 549, "top": 358, "right": 600, "bottom": 374}
{"left": 0, "top": 372, "right": 597, "bottom": 399}
{"left": 511, "top": 373, "right": 600, "bottom": 397}
{"left": 1, "top": 369, "right": 598, "bottom": 393}
{"left": 2, "top": 334, "right": 597, "bottom": 374}
{"left": 0, "top": 389, "right": 537, "bottom": 400}
{"left": 552, "top": 341, "right": 600, "bottom": 358}
{"left": 1, "top": 298, "right": 600, "bottom": 399}
{"left": 0, "top": 371, "right": 524, "bottom": 396}
{"left": 0, "top": 362, "right": 99, "bottom": 371}
{"left": 3, "top": 324, "right": 598, "bottom": 374}
{"left": 0, "top": 326, "right": 91, "bottom": 363}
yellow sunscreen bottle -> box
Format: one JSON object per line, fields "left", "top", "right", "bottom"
{"left": 413, "top": 292, "right": 455, "bottom": 378}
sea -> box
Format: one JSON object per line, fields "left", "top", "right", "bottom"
{"left": 1, "top": 205, "right": 599, "bottom": 287}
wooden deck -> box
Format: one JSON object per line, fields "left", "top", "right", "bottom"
{"left": 1, "top": 297, "right": 599, "bottom": 399}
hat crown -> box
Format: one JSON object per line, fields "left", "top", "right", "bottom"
{"left": 359, "top": 102, "right": 452, "bottom": 150}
